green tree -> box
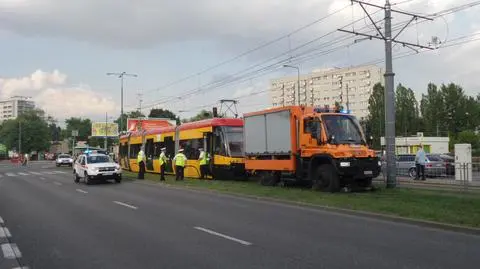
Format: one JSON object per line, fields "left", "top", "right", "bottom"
{"left": 185, "top": 109, "right": 213, "bottom": 123}
{"left": 148, "top": 108, "right": 180, "bottom": 124}
{"left": 0, "top": 109, "right": 50, "bottom": 153}
{"left": 114, "top": 111, "right": 145, "bottom": 132}
{"left": 366, "top": 83, "right": 385, "bottom": 148}
{"left": 420, "top": 83, "right": 446, "bottom": 136}
{"left": 395, "top": 83, "right": 419, "bottom": 136}
{"left": 65, "top": 117, "right": 92, "bottom": 141}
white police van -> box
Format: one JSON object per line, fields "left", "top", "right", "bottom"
{"left": 73, "top": 153, "right": 122, "bottom": 185}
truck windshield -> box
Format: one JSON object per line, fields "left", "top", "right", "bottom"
{"left": 322, "top": 114, "right": 365, "bottom": 145}
{"left": 224, "top": 126, "right": 244, "bottom": 157}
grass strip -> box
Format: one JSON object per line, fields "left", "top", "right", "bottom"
{"left": 124, "top": 171, "right": 480, "bottom": 228}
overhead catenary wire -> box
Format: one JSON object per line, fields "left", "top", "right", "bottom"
{"left": 128, "top": 1, "right": 480, "bottom": 112}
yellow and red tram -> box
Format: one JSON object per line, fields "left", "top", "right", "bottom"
{"left": 118, "top": 118, "right": 245, "bottom": 179}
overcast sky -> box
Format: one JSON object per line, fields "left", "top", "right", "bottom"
{"left": 0, "top": 0, "right": 479, "bottom": 124}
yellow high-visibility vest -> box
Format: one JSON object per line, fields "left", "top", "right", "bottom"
{"left": 199, "top": 151, "right": 207, "bottom": 165}
{"left": 137, "top": 150, "right": 145, "bottom": 163}
{"left": 174, "top": 153, "right": 186, "bottom": 167}
{"left": 159, "top": 152, "right": 167, "bottom": 166}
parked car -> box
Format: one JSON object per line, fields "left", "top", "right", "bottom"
{"left": 438, "top": 154, "right": 455, "bottom": 175}
{"left": 395, "top": 154, "right": 446, "bottom": 178}
{"left": 56, "top": 154, "right": 73, "bottom": 167}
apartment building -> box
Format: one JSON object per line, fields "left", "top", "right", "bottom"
{"left": 270, "top": 65, "right": 383, "bottom": 120}
{"left": 0, "top": 96, "right": 35, "bottom": 121}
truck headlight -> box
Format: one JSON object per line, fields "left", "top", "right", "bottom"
{"left": 340, "top": 162, "right": 350, "bottom": 167}
{"left": 378, "top": 161, "right": 382, "bottom": 166}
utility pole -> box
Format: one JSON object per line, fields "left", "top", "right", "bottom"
{"left": 137, "top": 92, "right": 143, "bottom": 114}
{"left": 104, "top": 112, "right": 108, "bottom": 151}
{"left": 346, "top": 84, "right": 350, "bottom": 112}
{"left": 18, "top": 121, "right": 21, "bottom": 155}
{"left": 283, "top": 65, "right": 301, "bottom": 106}
{"left": 107, "top": 72, "right": 138, "bottom": 133}
{"left": 338, "top": 0, "right": 433, "bottom": 188}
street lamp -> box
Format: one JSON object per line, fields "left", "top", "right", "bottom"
{"left": 283, "top": 64, "right": 300, "bottom": 106}
{"left": 106, "top": 72, "right": 138, "bottom": 133}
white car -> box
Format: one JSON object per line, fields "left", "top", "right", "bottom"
{"left": 56, "top": 154, "right": 73, "bottom": 167}
{"left": 73, "top": 153, "right": 122, "bottom": 184}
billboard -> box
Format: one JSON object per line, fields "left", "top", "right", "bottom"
{"left": 91, "top": 122, "right": 119, "bottom": 137}
{"left": 127, "top": 118, "right": 176, "bottom": 132}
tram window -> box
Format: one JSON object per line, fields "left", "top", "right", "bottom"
{"left": 130, "top": 144, "right": 141, "bottom": 157}
{"left": 180, "top": 139, "right": 203, "bottom": 160}
{"left": 153, "top": 142, "right": 164, "bottom": 158}
{"left": 213, "top": 133, "right": 226, "bottom": 155}
{"left": 145, "top": 139, "right": 154, "bottom": 158}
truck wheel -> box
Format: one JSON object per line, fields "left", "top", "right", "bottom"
{"left": 259, "top": 171, "right": 280, "bottom": 186}
{"left": 115, "top": 176, "right": 122, "bottom": 183}
{"left": 312, "top": 164, "right": 340, "bottom": 193}
{"left": 358, "top": 177, "right": 372, "bottom": 188}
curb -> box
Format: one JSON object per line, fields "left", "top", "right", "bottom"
{"left": 125, "top": 175, "right": 480, "bottom": 236}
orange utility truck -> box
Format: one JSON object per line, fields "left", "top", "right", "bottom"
{"left": 243, "top": 106, "right": 380, "bottom": 192}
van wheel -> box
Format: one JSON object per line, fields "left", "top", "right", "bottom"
{"left": 312, "top": 164, "right": 340, "bottom": 193}
{"left": 258, "top": 171, "right": 280, "bottom": 186}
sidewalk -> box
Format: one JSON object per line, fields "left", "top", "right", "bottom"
{"left": 374, "top": 176, "right": 480, "bottom": 192}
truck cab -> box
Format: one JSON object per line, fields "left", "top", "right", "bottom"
{"left": 300, "top": 108, "right": 380, "bottom": 191}
{"left": 244, "top": 106, "right": 380, "bottom": 192}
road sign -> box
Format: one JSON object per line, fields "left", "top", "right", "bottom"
{"left": 72, "top": 130, "right": 79, "bottom": 137}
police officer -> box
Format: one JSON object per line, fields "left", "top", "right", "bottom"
{"left": 173, "top": 149, "right": 186, "bottom": 181}
{"left": 159, "top": 147, "right": 167, "bottom": 181}
{"left": 137, "top": 146, "right": 146, "bottom": 179}
{"left": 198, "top": 148, "right": 208, "bottom": 179}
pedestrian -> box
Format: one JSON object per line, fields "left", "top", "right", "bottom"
{"left": 159, "top": 147, "right": 167, "bottom": 181}
{"left": 137, "top": 146, "right": 146, "bottom": 179}
{"left": 198, "top": 148, "right": 208, "bottom": 179}
{"left": 173, "top": 148, "right": 186, "bottom": 181}
{"left": 415, "top": 145, "right": 426, "bottom": 181}
{"left": 22, "top": 153, "right": 28, "bottom": 166}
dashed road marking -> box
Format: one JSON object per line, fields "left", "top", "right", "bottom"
{"left": 53, "top": 182, "right": 62, "bottom": 186}
{"left": 113, "top": 201, "right": 138, "bottom": 210}
{"left": 1, "top": 243, "right": 22, "bottom": 259}
{"left": 0, "top": 216, "right": 3, "bottom": 224}
{"left": 40, "top": 177, "right": 46, "bottom": 181}
{"left": 76, "top": 189, "right": 88, "bottom": 194}
{"left": 29, "top": 171, "right": 43, "bottom": 175}
{"left": 53, "top": 170, "right": 67, "bottom": 174}
{"left": 5, "top": 173, "right": 16, "bottom": 177}
{"left": 17, "top": 172, "right": 29, "bottom": 176}
{"left": 193, "top": 226, "right": 252, "bottom": 246}
{"left": 0, "top": 227, "right": 11, "bottom": 238}
{"left": 42, "top": 171, "right": 55, "bottom": 175}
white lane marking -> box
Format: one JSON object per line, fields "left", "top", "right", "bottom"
{"left": 1, "top": 243, "right": 22, "bottom": 259}
{"left": 193, "top": 226, "right": 252, "bottom": 246}
{"left": 53, "top": 182, "right": 62, "bottom": 186}
{"left": 5, "top": 173, "right": 16, "bottom": 177}
{"left": 29, "top": 171, "right": 43, "bottom": 175}
{"left": 42, "top": 171, "right": 55, "bottom": 175}
{"left": 113, "top": 201, "right": 138, "bottom": 210}
{"left": 40, "top": 177, "right": 46, "bottom": 181}
{"left": 12, "top": 267, "right": 30, "bottom": 269}
{"left": 17, "top": 172, "right": 29, "bottom": 176}
{"left": 0, "top": 174, "right": 3, "bottom": 178}
{"left": 0, "top": 227, "right": 11, "bottom": 238}
{"left": 76, "top": 189, "right": 88, "bottom": 194}
{"left": 53, "top": 170, "right": 67, "bottom": 174}
{"left": 0, "top": 216, "right": 3, "bottom": 224}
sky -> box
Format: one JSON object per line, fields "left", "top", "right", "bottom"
{"left": 0, "top": 0, "right": 479, "bottom": 124}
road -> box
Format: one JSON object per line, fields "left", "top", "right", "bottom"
{"left": 0, "top": 162, "right": 479, "bottom": 269}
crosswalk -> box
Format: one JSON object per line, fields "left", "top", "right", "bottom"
{"left": 0, "top": 170, "right": 67, "bottom": 177}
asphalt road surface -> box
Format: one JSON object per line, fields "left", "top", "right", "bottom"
{"left": 1, "top": 162, "right": 479, "bottom": 269}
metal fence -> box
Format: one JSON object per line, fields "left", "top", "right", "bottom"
{"left": 377, "top": 162, "right": 480, "bottom": 192}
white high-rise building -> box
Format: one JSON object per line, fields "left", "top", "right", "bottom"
{"left": 270, "top": 65, "right": 384, "bottom": 120}
{"left": 0, "top": 96, "right": 35, "bottom": 121}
